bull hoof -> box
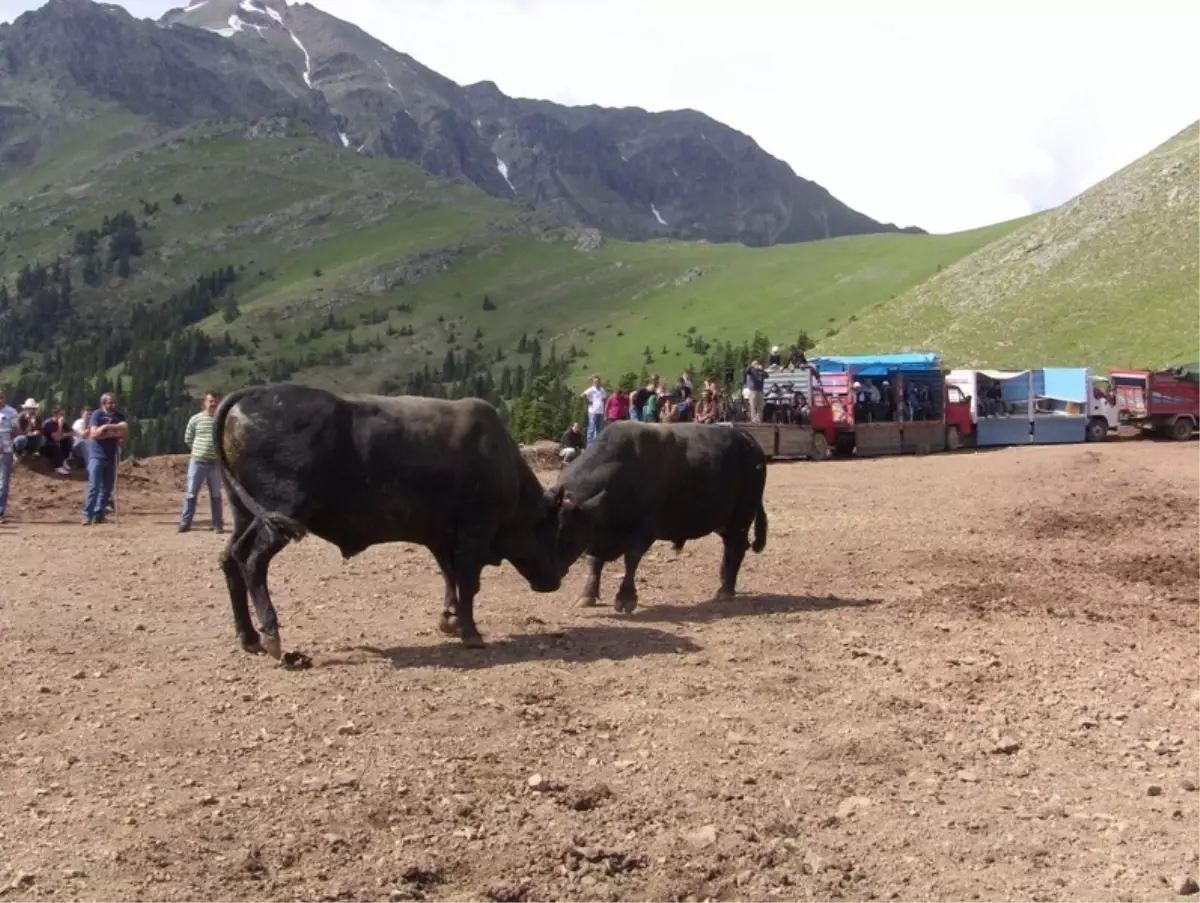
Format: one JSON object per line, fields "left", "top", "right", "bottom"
{"left": 260, "top": 633, "right": 283, "bottom": 660}
{"left": 577, "top": 595, "right": 599, "bottom": 608}
{"left": 614, "top": 591, "right": 638, "bottom": 614}
{"left": 239, "top": 633, "right": 265, "bottom": 655}
{"left": 712, "top": 587, "right": 736, "bottom": 602}
{"left": 461, "top": 633, "right": 487, "bottom": 650}
{"left": 437, "top": 613, "right": 459, "bottom": 636}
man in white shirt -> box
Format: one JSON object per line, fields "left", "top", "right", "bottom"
{"left": 0, "top": 387, "right": 19, "bottom": 524}
{"left": 580, "top": 374, "right": 608, "bottom": 447}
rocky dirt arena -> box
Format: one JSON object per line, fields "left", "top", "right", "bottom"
{"left": 0, "top": 440, "right": 1197, "bottom": 902}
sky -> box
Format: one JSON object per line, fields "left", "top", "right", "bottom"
{"left": 2, "top": 0, "right": 1197, "bottom": 234}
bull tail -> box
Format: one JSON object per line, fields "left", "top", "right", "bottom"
{"left": 214, "top": 386, "right": 308, "bottom": 545}
{"left": 751, "top": 501, "right": 768, "bottom": 554}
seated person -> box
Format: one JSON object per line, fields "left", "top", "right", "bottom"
{"left": 14, "top": 400, "right": 43, "bottom": 454}
{"left": 694, "top": 388, "right": 719, "bottom": 423}
{"left": 40, "top": 408, "right": 74, "bottom": 475}
{"left": 558, "top": 422, "right": 584, "bottom": 463}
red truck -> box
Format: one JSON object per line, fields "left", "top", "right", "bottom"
{"left": 1107, "top": 364, "right": 1198, "bottom": 440}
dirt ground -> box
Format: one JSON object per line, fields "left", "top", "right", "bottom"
{"left": 0, "top": 440, "right": 1197, "bottom": 902}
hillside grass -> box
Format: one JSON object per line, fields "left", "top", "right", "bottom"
{"left": 820, "top": 121, "right": 1200, "bottom": 371}
{"left": 0, "top": 118, "right": 1026, "bottom": 394}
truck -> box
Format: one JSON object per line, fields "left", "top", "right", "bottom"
{"left": 946, "top": 367, "right": 1120, "bottom": 446}
{"left": 807, "top": 353, "right": 975, "bottom": 457}
{"left": 1106, "top": 363, "right": 1199, "bottom": 440}
{"left": 733, "top": 365, "right": 837, "bottom": 461}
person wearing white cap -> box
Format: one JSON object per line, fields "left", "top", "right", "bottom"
{"left": 13, "top": 398, "right": 45, "bottom": 458}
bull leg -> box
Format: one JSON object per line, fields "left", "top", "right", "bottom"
{"left": 714, "top": 530, "right": 750, "bottom": 601}
{"left": 614, "top": 530, "right": 656, "bottom": 614}
{"left": 243, "top": 526, "right": 290, "bottom": 660}
{"left": 450, "top": 526, "right": 493, "bottom": 649}
{"left": 221, "top": 502, "right": 262, "bottom": 654}
{"left": 577, "top": 555, "right": 605, "bottom": 607}
{"left": 431, "top": 547, "right": 460, "bottom": 637}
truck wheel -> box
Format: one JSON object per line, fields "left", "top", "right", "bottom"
{"left": 1170, "top": 418, "right": 1195, "bottom": 441}
{"left": 1085, "top": 417, "right": 1108, "bottom": 443}
{"left": 810, "top": 432, "right": 830, "bottom": 461}
{"left": 946, "top": 425, "right": 961, "bottom": 451}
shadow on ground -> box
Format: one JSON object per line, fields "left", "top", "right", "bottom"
{"left": 321, "top": 623, "right": 701, "bottom": 670}
{"left": 615, "top": 592, "right": 881, "bottom": 624}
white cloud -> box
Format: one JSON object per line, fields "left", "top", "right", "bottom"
{"left": 3, "top": 0, "right": 1197, "bottom": 233}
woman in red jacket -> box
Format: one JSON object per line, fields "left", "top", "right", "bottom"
{"left": 605, "top": 387, "right": 630, "bottom": 424}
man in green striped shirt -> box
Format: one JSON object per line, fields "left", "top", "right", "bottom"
{"left": 178, "top": 391, "right": 224, "bottom": 534}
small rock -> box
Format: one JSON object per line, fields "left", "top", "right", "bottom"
{"left": 13, "top": 873, "right": 35, "bottom": 889}
{"left": 835, "top": 795, "right": 873, "bottom": 820}
{"left": 1147, "top": 784, "right": 1163, "bottom": 797}
{"left": 957, "top": 770, "right": 980, "bottom": 783}
{"left": 1175, "top": 875, "right": 1199, "bottom": 896}
{"left": 1078, "top": 717, "right": 1099, "bottom": 729}
{"left": 70, "top": 669, "right": 86, "bottom": 680}
{"left": 684, "top": 824, "right": 717, "bottom": 849}
{"left": 1181, "top": 778, "right": 1198, "bottom": 792}
{"left": 336, "top": 722, "right": 360, "bottom": 736}
{"left": 198, "top": 794, "right": 218, "bottom": 806}
{"left": 992, "top": 738, "right": 1021, "bottom": 755}
{"left": 527, "top": 773, "right": 548, "bottom": 791}
{"left": 37, "top": 685, "right": 51, "bottom": 694}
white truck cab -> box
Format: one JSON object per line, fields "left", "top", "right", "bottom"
{"left": 1086, "top": 374, "right": 1119, "bottom": 441}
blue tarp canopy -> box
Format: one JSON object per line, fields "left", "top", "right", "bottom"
{"left": 810, "top": 352, "right": 943, "bottom": 378}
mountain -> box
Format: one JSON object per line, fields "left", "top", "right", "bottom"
{"left": 0, "top": 110, "right": 1012, "bottom": 455}
{"left": 1, "top": 0, "right": 919, "bottom": 246}
{"left": 0, "top": 0, "right": 1027, "bottom": 453}
{"left": 818, "top": 121, "right": 1200, "bottom": 370}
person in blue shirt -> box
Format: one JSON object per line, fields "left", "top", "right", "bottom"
{"left": 83, "top": 392, "right": 129, "bottom": 525}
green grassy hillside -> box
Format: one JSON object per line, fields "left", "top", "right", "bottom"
{"left": 0, "top": 117, "right": 1020, "bottom": 415}
{"left": 819, "top": 122, "right": 1200, "bottom": 370}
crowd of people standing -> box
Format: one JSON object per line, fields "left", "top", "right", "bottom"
{"left": 0, "top": 386, "right": 224, "bottom": 531}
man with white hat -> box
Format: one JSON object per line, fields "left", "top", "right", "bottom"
{"left": 13, "top": 399, "right": 45, "bottom": 458}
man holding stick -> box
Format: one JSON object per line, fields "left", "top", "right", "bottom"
{"left": 82, "top": 392, "right": 128, "bottom": 526}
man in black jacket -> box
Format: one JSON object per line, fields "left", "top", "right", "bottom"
{"left": 559, "top": 422, "right": 585, "bottom": 464}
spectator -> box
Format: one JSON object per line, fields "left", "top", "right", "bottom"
{"left": 70, "top": 406, "right": 92, "bottom": 466}
{"left": 178, "top": 391, "right": 224, "bottom": 534}
{"left": 694, "top": 388, "right": 718, "bottom": 423}
{"left": 641, "top": 384, "right": 660, "bottom": 422}
{"left": 767, "top": 346, "right": 782, "bottom": 369}
{"left": 580, "top": 374, "right": 607, "bottom": 447}
{"left": 0, "top": 388, "right": 18, "bottom": 525}
{"left": 39, "top": 407, "right": 73, "bottom": 475}
{"left": 605, "top": 387, "right": 629, "bottom": 424}
{"left": 744, "top": 360, "right": 766, "bottom": 423}
{"left": 558, "top": 421, "right": 584, "bottom": 464}
{"left": 82, "top": 392, "right": 128, "bottom": 526}
{"left": 629, "top": 383, "right": 651, "bottom": 421}
{"left": 14, "top": 399, "right": 45, "bottom": 459}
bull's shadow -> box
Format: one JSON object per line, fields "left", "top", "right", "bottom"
{"left": 323, "top": 623, "right": 701, "bottom": 670}
{"left": 614, "top": 592, "right": 880, "bottom": 625}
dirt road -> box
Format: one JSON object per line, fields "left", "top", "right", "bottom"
{"left": 0, "top": 441, "right": 1197, "bottom": 901}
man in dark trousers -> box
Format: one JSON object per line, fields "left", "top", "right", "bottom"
{"left": 82, "top": 392, "right": 128, "bottom": 525}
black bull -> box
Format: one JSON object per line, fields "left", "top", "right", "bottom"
{"left": 551, "top": 420, "right": 769, "bottom": 612}
{"left": 212, "top": 384, "right": 573, "bottom": 659}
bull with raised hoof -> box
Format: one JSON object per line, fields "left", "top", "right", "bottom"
{"left": 213, "top": 383, "right": 572, "bottom": 663}
{"left": 553, "top": 420, "right": 769, "bottom": 612}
